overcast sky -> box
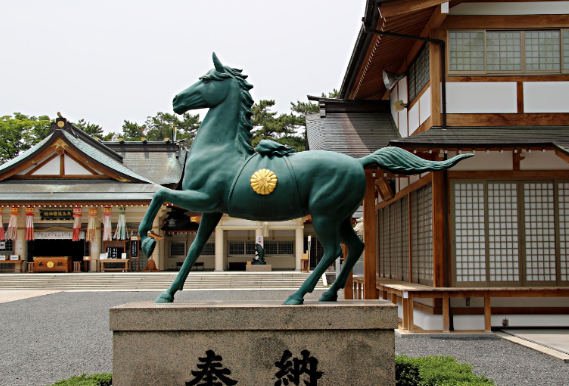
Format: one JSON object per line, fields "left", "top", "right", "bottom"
{"left": 0, "top": 1, "right": 365, "bottom": 133}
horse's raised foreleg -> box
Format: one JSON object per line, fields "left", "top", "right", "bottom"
{"left": 284, "top": 216, "right": 342, "bottom": 305}
{"left": 320, "top": 217, "right": 364, "bottom": 302}
{"left": 139, "top": 188, "right": 218, "bottom": 257}
{"left": 155, "top": 212, "right": 222, "bottom": 303}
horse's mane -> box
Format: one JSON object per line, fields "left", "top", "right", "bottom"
{"left": 200, "top": 66, "right": 255, "bottom": 157}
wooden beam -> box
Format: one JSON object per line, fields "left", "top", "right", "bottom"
{"left": 397, "top": 3, "right": 449, "bottom": 74}
{"left": 554, "top": 150, "right": 569, "bottom": 165}
{"left": 448, "top": 170, "right": 569, "bottom": 180}
{"left": 380, "top": 0, "right": 449, "bottom": 18}
{"left": 447, "top": 113, "right": 569, "bottom": 127}
{"left": 449, "top": 75, "right": 569, "bottom": 83}
{"left": 442, "top": 292, "right": 450, "bottom": 333}
{"left": 410, "top": 116, "right": 433, "bottom": 136}
{"left": 517, "top": 82, "right": 524, "bottom": 113}
{"left": 375, "top": 177, "right": 395, "bottom": 201}
{"left": 441, "top": 14, "right": 569, "bottom": 29}
{"left": 376, "top": 173, "right": 433, "bottom": 211}
{"left": 24, "top": 152, "right": 59, "bottom": 176}
{"left": 364, "top": 169, "right": 378, "bottom": 299}
{"left": 431, "top": 172, "right": 446, "bottom": 287}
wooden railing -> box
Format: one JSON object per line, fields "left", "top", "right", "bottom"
{"left": 354, "top": 276, "right": 569, "bottom": 333}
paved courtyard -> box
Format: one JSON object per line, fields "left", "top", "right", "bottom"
{"left": 0, "top": 290, "right": 567, "bottom": 386}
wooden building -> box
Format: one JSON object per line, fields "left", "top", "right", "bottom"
{"left": 307, "top": 0, "right": 569, "bottom": 330}
{"left": 0, "top": 117, "right": 312, "bottom": 272}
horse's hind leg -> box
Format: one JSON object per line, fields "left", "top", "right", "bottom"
{"left": 320, "top": 217, "right": 364, "bottom": 302}
{"left": 284, "top": 216, "right": 342, "bottom": 305}
{"left": 155, "top": 212, "right": 222, "bottom": 303}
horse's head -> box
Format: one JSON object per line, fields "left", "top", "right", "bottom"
{"left": 173, "top": 53, "right": 241, "bottom": 114}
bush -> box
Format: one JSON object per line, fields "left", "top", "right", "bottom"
{"left": 396, "top": 356, "right": 495, "bottom": 386}
{"left": 49, "top": 373, "right": 112, "bottom": 386}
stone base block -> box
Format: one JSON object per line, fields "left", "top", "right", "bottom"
{"left": 110, "top": 300, "right": 397, "bottom": 386}
{"left": 245, "top": 264, "right": 272, "bottom": 271}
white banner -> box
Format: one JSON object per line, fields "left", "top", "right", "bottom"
{"left": 34, "top": 231, "right": 85, "bottom": 240}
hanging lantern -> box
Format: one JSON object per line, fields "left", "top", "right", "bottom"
{"left": 6, "top": 207, "right": 19, "bottom": 240}
{"left": 87, "top": 207, "right": 97, "bottom": 242}
{"left": 114, "top": 206, "right": 126, "bottom": 240}
{"left": 0, "top": 213, "right": 5, "bottom": 241}
{"left": 72, "top": 207, "right": 82, "bottom": 241}
{"left": 25, "top": 206, "right": 34, "bottom": 241}
{"left": 102, "top": 206, "right": 112, "bottom": 241}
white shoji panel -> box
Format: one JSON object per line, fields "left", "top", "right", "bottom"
{"left": 559, "top": 182, "right": 569, "bottom": 282}
{"left": 454, "top": 182, "right": 487, "bottom": 282}
{"left": 488, "top": 183, "right": 520, "bottom": 282}
{"left": 524, "top": 182, "right": 557, "bottom": 282}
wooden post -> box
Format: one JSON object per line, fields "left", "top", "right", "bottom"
{"left": 429, "top": 30, "right": 442, "bottom": 127}
{"left": 432, "top": 172, "right": 446, "bottom": 287}
{"left": 442, "top": 293, "right": 450, "bottom": 333}
{"left": 408, "top": 293, "right": 415, "bottom": 332}
{"left": 343, "top": 244, "right": 353, "bottom": 299}
{"left": 484, "top": 294, "right": 492, "bottom": 332}
{"left": 364, "top": 170, "right": 378, "bottom": 299}
{"left": 402, "top": 297, "right": 409, "bottom": 330}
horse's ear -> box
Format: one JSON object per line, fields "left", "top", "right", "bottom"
{"left": 212, "top": 52, "right": 225, "bottom": 73}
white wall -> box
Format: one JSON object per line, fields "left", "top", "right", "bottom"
{"left": 408, "top": 104, "right": 420, "bottom": 133}
{"left": 450, "top": 2, "right": 569, "bottom": 16}
{"left": 447, "top": 151, "right": 513, "bottom": 171}
{"left": 520, "top": 150, "right": 569, "bottom": 170}
{"left": 447, "top": 83, "right": 517, "bottom": 113}
{"left": 524, "top": 82, "right": 569, "bottom": 113}
{"left": 419, "top": 88, "right": 431, "bottom": 125}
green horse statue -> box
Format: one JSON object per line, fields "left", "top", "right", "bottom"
{"left": 139, "top": 53, "right": 472, "bottom": 305}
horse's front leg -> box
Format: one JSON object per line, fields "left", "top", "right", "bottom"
{"left": 139, "top": 188, "right": 218, "bottom": 257}
{"left": 155, "top": 212, "right": 222, "bottom": 303}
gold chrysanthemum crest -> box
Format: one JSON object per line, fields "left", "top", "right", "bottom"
{"left": 250, "top": 169, "right": 278, "bottom": 195}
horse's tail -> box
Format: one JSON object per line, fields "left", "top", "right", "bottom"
{"left": 358, "top": 147, "right": 473, "bottom": 175}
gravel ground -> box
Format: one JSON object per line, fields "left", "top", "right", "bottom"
{"left": 0, "top": 290, "right": 567, "bottom": 386}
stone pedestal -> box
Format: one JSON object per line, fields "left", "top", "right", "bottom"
{"left": 245, "top": 264, "right": 272, "bottom": 271}
{"left": 110, "top": 300, "right": 397, "bottom": 386}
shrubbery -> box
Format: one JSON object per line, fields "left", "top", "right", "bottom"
{"left": 49, "top": 373, "right": 112, "bottom": 386}
{"left": 49, "top": 356, "right": 494, "bottom": 386}
{"left": 396, "top": 355, "right": 495, "bottom": 386}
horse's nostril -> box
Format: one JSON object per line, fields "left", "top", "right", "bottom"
{"left": 173, "top": 95, "right": 178, "bottom": 103}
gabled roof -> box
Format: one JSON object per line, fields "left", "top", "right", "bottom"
{"left": 389, "top": 126, "right": 569, "bottom": 156}
{"left": 306, "top": 98, "right": 400, "bottom": 158}
{"left": 0, "top": 118, "right": 154, "bottom": 184}
{"left": 105, "top": 141, "right": 187, "bottom": 187}
{"left": 340, "top": 0, "right": 463, "bottom": 100}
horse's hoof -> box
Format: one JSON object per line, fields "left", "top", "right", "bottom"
{"left": 319, "top": 291, "right": 338, "bottom": 302}
{"left": 155, "top": 291, "right": 174, "bottom": 303}
{"left": 283, "top": 294, "right": 304, "bottom": 305}
{"left": 142, "top": 237, "right": 156, "bottom": 257}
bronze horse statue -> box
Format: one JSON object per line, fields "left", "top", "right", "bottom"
{"left": 139, "top": 53, "right": 472, "bottom": 305}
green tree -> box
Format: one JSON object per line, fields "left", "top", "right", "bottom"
{"left": 119, "top": 112, "right": 201, "bottom": 144}
{"left": 250, "top": 100, "right": 305, "bottom": 150}
{"left": 0, "top": 113, "right": 52, "bottom": 163}
{"left": 74, "top": 118, "right": 104, "bottom": 137}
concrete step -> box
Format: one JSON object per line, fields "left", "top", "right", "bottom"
{"left": 0, "top": 272, "right": 323, "bottom": 290}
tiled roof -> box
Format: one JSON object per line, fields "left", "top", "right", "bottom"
{"left": 0, "top": 180, "right": 160, "bottom": 202}
{"left": 114, "top": 149, "right": 187, "bottom": 186}
{"left": 389, "top": 127, "right": 569, "bottom": 155}
{"left": 306, "top": 112, "right": 400, "bottom": 158}
{"left": 62, "top": 131, "right": 154, "bottom": 183}
{"left": 0, "top": 133, "right": 54, "bottom": 174}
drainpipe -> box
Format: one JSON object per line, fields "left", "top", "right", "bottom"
{"left": 363, "top": 24, "right": 453, "bottom": 329}
{"left": 362, "top": 24, "right": 447, "bottom": 131}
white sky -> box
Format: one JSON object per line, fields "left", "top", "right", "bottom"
{"left": 0, "top": 1, "right": 365, "bottom": 133}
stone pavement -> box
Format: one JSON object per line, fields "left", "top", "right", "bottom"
{"left": 0, "top": 289, "right": 61, "bottom": 304}
{"left": 497, "top": 329, "right": 569, "bottom": 362}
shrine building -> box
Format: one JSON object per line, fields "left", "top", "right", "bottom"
{"left": 0, "top": 117, "right": 312, "bottom": 273}
{"left": 307, "top": 0, "right": 569, "bottom": 330}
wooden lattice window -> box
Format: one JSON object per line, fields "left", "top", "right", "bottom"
{"left": 524, "top": 182, "right": 556, "bottom": 283}
{"left": 488, "top": 182, "right": 519, "bottom": 283}
{"left": 454, "top": 182, "right": 486, "bottom": 283}
{"left": 408, "top": 43, "right": 430, "bottom": 102}
{"left": 411, "top": 184, "right": 433, "bottom": 285}
{"left": 558, "top": 182, "right": 569, "bottom": 282}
